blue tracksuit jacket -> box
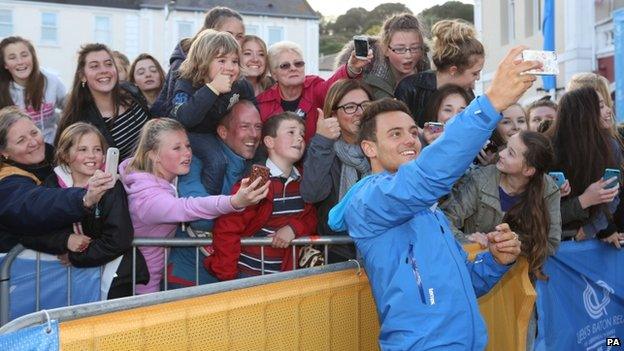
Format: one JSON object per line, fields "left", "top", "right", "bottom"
{"left": 329, "top": 95, "right": 511, "bottom": 350}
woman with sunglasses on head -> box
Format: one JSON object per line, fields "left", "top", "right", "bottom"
{"left": 395, "top": 19, "right": 484, "bottom": 127}
{"left": 335, "top": 13, "right": 429, "bottom": 101}
{"left": 300, "top": 79, "right": 373, "bottom": 262}
{"left": 257, "top": 41, "right": 371, "bottom": 143}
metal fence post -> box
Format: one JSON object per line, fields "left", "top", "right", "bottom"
{"left": 0, "top": 244, "right": 25, "bottom": 326}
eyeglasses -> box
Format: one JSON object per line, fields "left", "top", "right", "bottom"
{"left": 336, "top": 101, "right": 372, "bottom": 114}
{"left": 278, "top": 60, "right": 305, "bottom": 70}
{"left": 388, "top": 46, "right": 423, "bottom": 55}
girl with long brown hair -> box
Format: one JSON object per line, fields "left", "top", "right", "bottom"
{"left": 56, "top": 43, "right": 151, "bottom": 161}
{"left": 442, "top": 130, "right": 561, "bottom": 280}
{"left": 549, "top": 87, "right": 624, "bottom": 247}
{"left": 0, "top": 36, "right": 66, "bottom": 144}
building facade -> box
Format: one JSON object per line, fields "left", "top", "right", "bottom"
{"left": 0, "top": 0, "right": 320, "bottom": 86}
{"left": 474, "top": 0, "right": 623, "bottom": 103}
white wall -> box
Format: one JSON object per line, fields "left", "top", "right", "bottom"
{"left": 0, "top": 1, "right": 319, "bottom": 86}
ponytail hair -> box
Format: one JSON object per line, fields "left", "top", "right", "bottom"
{"left": 127, "top": 118, "right": 186, "bottom": 175}
{"left": 431, "top": 19, "right": 484, "bottom": 73}
{"left": 502, "top": 130, "right": 554, "bottom": 280}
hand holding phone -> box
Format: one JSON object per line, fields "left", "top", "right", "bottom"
{"left": 104, "top": 147, "right": 119, "bottom": 178}
{"left": 249, "top": 164, "right": 270, "bottom": 190}
{"left": 424, "top": 122, "right": 444, "bottom": 134}
{"left": 548, "top": 171, "right": 566, "bottom": 188}
{"left": 353, "top": 35, "right": 369, "bottom": 60}
{"left": 603, "top": 168, "right": 621, "bottom": 189}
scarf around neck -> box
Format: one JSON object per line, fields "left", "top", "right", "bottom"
{"left": 333, "top": 139, "right": 370, "bottom": 199}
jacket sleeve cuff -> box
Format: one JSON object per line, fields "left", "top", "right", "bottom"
{"left": 480, "top": 251, "right": 513, "bottom": 274}
{"left": 312, "top": 134, "right": 335, "bottom": 148}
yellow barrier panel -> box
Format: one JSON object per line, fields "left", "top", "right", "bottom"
{"left": 466, "top": 244, "right": 537, "bottom": 351}
{"left": 59, "top": 269, "right": 381, "bottom": 351}
{"left": 58, "top": 245, "right": 535, "bottom": 350}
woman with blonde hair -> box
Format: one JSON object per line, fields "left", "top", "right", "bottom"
{"left": 395, "top": 19, "right": 484, "bottom": 127}
{"left": 18, "top": 122, "right": 149, "bottom": 298}
{"left": 336, "top": 13, "right": 429, "bottom": 100}
{"left": 0, "top": 107, "right": 113, "bottom": 252}
{"left": 240, "top": 35, "right": 274, "bottom": 96}
{"left": 119, "top": 118, "right": 269, "bottom": 293}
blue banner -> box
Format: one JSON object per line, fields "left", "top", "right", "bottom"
{"left": 535, "top": 240, "right": 624, "bottom": 351}
{"left": 0, "top": 252, "right": 102, "bottom": 320}
{"left": 0, "top": 320, "right": 59, "bottom": 351}
{"left": 615, "top": 9, "right": 624, "bottom": 123}
{"left": 541, "top": 0, "right": 556, "bottom": 91}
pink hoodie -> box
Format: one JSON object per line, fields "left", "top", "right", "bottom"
{"left": 119, "top": 158, "right": 238, "bottom": 294}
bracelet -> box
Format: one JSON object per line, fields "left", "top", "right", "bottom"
{"left": 347, "top": 65, "right": 363, "bottom": 77}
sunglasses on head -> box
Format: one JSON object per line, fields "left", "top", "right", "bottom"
{"left": 278, "top": 60, "right": 305, "bottom": 70}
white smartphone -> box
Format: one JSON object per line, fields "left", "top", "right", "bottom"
{"left": 353, "top": 35, "right": 369, "bottom": 60}
{"left": 521, "top": 50, "right": 559, "bottom": 75}
{"left": 104, "top": 147, "right": 119, "bottom": 176}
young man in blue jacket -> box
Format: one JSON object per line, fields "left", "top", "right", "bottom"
{"left": 328, "top": 46, "right": 540, "bottom": 350}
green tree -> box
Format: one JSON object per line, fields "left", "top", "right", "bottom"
{"left": 417, "top": 1, "right": 474, "bottom": 30}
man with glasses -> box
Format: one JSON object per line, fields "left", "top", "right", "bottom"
{"left": 258, "top": 40, "right": 371, "bottom": 143}
{"left": 301, "top": 79, "right": 374, "bottom": 263}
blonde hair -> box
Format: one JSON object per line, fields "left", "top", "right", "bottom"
{"left": 127, "top": 118, "right": 186, "bottom": 174}
{"left": 431, "top": 19, "right": 484, "bottom": 73}
{"left": 379, "top": 13, "right": 424, "bottom": 48}
{"left": 267, "top": 41, "right": 304, "bottom": 72}
{"left": 54, "top": 122, "right": 108, "bottom": 168}
{"left": 566, "top": 72, "right": 613, "bottom": 109}
{"left": 178, "top": 29, "right": 241, "bottom": 87}
{"left": 242, "top": 35, "right": 272, "bottom": 88}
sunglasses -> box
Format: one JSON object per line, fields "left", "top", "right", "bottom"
{"left": 278, "top": 60, "right": 305, "bottom": 70}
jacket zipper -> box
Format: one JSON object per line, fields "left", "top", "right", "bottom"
{"left": 407, "top": 243, "right": 427, "bottom": 304}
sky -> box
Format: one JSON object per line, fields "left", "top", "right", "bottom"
{"left": 307, "top": 0, "right": 474, "bottom": 19}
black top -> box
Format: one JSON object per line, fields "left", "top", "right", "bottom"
{"left": 394, "top": 71, "right": 438, "bottom": 127}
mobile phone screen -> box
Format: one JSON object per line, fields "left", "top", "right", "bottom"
{"left": 354, "top": 39, "right": 368, "bottom": 58}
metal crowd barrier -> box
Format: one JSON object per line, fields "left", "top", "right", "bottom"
{"left": 0, "top": 260, "right": 361, "bottom": 335}
{"left": 0, "top": 236, "right": 354, "bottom": 327}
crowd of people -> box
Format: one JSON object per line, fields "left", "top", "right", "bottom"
{"left": 0, "top": 5, "right": 622, "bottom": 349}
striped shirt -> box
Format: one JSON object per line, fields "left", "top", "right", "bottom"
{"left": 105, "top": 103, "right": 149, "bottom": 160}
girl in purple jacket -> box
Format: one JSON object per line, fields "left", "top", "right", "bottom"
{"left": 119, "top": 118, "right": 268, "bottom": 294}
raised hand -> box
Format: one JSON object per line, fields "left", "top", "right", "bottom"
{"left": 485, "top": 46, "right": 542, "bottom": 112}
{"left": 315, "top": 108, "right": 341, "bottom": 140}
{"left": 230, "top": 177, "right": 270, "bottom": 209}
{"left": 84, "top": 170, "right": 114, "bottom": 208}
{"left": 209, "top": 67, "right": 233, "bottom": 94}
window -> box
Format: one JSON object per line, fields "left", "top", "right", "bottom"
{"left": 94, "top": 16, "right": 112, "bottom": 44}
{"left": 500, "top": 0, "right": 515, "bottom": 45}
{"left": 41, "top": 12, "right": 58, "bottom": 44}
{"left": 525, "top": 0, "right": 534, "bottom": 37}
{"left": 177, "top": 21, "right": 193, "bottom": 41}
{"left": 0, "top": 10, "right": 12, "bottom": 37}
{"left": 267, "top": 26, "right": 283, "bottom": 46}
{"left": 508, "top": 0, "right": 516, "bottom": 43}
{"left": 246, "top": 25, "right": 259, "bottom": 36}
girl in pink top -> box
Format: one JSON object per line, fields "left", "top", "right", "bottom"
{"left": 119, "top": 118, "right": 269, "bottom": 294}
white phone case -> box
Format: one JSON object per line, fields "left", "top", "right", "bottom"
{"left": 521, "top": 50, "right": 559, "bottom": 75}
{"left": 105, "top": 147, "right": 119, "bottom": 176}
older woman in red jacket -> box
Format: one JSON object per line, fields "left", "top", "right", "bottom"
{"left": 257, "top": 40, "right": 371, "bottom": 142}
